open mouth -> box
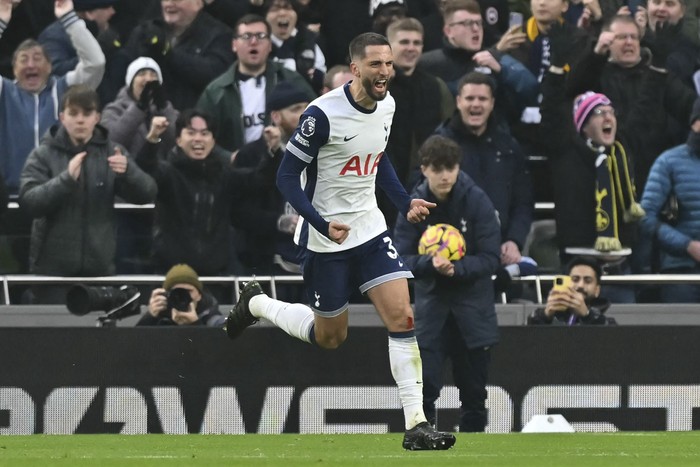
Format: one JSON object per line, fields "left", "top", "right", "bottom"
{"left": 374, "top": 78, "right": 387, "bottom": 93}
{"left": 602, "top": 125, "right": 613, "bottom": 136}
{"left": 191, "top": 143, "right": 206, "bottom": 156}
{"left": 23, "top": 71, "right": 41, "bottom": 86}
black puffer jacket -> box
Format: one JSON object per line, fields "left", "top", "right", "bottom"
{"left": 136, "top": 143, "right": 272, "bottom": 275}
{"left": 123, "top": 11, "right": 235, "bottom": 110}
{"left": 20, "top": 124, "right": 156, "bottom": 275}
{"left": 436, "top": 116, "right": 534, "bottom": 250}
{"left": 394, "top": 171, "right": 501, "bottom": 349}
{"left": 527, "top": 297, "right": 616, "bottom": 325}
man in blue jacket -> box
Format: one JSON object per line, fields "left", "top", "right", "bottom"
{"left": 640, "top": 98, "right": 700, "bottom": 303}
{"left": 394, "top": 134, "right": 501, "bottom": 432}
{"left": 0, "top": 0, "right": 105, "bottom": 193}
{"left": 38, "top": 0, "right": 121, "bottom": 105}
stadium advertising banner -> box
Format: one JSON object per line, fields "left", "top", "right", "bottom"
{"left": 1, "top": 327, "right": 699, "bottom": 434}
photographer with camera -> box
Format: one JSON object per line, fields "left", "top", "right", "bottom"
{"left": 527, "top": 256, "right": 616, "bottom": 325}
{"left": 137, "top": 263, "right": 225, "bottom": 327}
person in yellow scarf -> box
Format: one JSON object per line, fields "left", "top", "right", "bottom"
{"left": 572, "top": 91, "right": 645, "bottom": 252}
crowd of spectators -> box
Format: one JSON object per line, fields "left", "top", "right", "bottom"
{"left": 1, "top": 0, "right": 699, "bottom": 304}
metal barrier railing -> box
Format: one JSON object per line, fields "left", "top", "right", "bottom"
{"left": 5, "top": 202, "right": 558, "bottom": 212}
{"left": 0, "top": 274, "right": 307, "bottom": 305}
{"left": 512, "top": 274, "right": 700, "bottom": 304}
{"left": 1, "top": 274, "right": 699, "bottom": 306}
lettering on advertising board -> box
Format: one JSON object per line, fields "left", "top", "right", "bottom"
{"left": 2, "top": 384, "right": 700, "bottom": 434}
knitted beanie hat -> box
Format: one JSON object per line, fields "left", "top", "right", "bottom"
{"left": 266, "top": 81, "right": 310, "bottom": 112}
{"left": 125, "top": 57, "right": 163, "bottom": 88}
{"left": 573, "top": 91, "right": 612, "bottom": 133}
{"left": 163, "top": 264, "right": 202, "bottom": 292}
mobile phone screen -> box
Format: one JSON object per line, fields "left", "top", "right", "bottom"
{"left": 509, "top": 12, "right": 524, "bottom": 30}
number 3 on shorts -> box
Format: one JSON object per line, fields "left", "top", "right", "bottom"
{"left": 383, "top": 236, "right": 398, "bottom": 259}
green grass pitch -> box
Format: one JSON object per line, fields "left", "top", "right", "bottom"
{"left": 1, "top": 432, "right": 700, "bottom": 466}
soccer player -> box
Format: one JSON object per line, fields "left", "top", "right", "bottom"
{"left": 225, "top": 32, "right": 456, "bottom": 450}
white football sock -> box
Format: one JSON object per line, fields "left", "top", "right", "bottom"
{"left": 249, "top": 294, "right": 315, "bottom": 344}
{"left": 388, "top": 335, "right": 428, "bottom": 430}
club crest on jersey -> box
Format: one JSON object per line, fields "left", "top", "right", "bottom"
{"left": 300, "top": 116, "right": 316, "bottom": 137}
{"left": 339, "top": 151, "right": 384, "bottom": 176}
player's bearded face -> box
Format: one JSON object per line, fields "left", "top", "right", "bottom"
{"left": 361, "top": 72, "right": 392, "bottom": 101}
{"left": 357, "top": 45, "right": 393, "bottom": 101}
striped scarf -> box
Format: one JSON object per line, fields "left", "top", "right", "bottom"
{"left": 593, "top": 141, "right": 645, "bottom": 251}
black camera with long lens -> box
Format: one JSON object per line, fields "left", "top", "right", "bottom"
{"left": 166, "top": 288, "right": 192, "bottom": 311}
{"left": 66, "top": 285, "right": 141, "bottom": 326}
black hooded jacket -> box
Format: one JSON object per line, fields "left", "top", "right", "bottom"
{"left": 136, "top": 143, "right": 271, "bottom": 275}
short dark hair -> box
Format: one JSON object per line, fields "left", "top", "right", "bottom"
{"left": 61, "top": 85, "right": 100, "bottom": 112}
{"left": 12, "top": 39, "right": 47, "bottom": 66}
{"left": 566, "top": 256, "right": 602, "bottom": 283}
{"left": 348, "top": 32, "right": 391, "bottom": 62}
{"left": 175, "top": 109, "right": 216, "bottom": 136}
{"left": 234, "top": 14, "right": 271, "bottom": 36}
{"left": 603, "top": 14, "right": 641, "bottom": 35}
{"left": 418, "top": 135, "right": 461, "bottom": 169}
{"left": 264, "top": 0, "right": 294, "bottom": 10}
{"left": 457, "top": 71, "right": 496, "bottom": 97}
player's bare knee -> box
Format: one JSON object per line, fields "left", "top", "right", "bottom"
{"left": 315, "top": 329, "right": 348, "bottom": 349}
{"left": 385, "top": 308, "right": 415, "bottom": 332}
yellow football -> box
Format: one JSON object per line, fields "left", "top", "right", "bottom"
{"left": 418, "top": 223, "right": 466, "bottom": 260}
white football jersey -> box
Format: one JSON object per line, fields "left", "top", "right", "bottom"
{"left": 285, "top": 83, "right": 395, "bottom": 253}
